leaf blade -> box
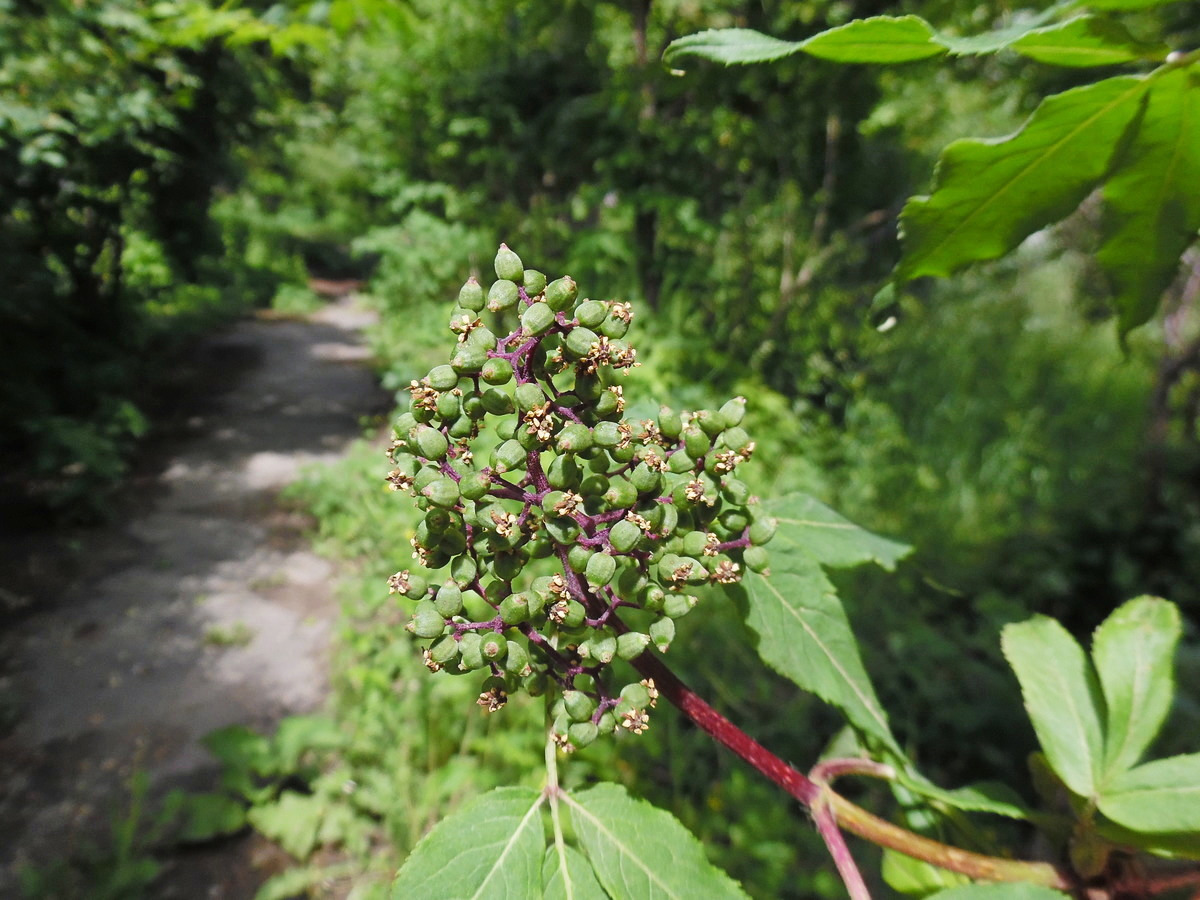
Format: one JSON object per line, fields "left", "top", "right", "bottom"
{"left": 1095, "top": 68, "right": 1200, "bottom": 333}
{"left": 1092, "top": 596, "right": 1181, "bottom": 781}
{"left": 391, "top": 786, "right": 545, "bottom": 900}
{"left": 1001, "top": 616, "right": 1105, "bottom": 797}
{"left": 799, "top": 16, "right": 948, "bottom": 63}
{"left": 1009, "top": 16, "right": 1167, "bottom": 67}
{"left": 542, "top": 844, "right": 609, "bottom": 900}
{"left": 897, "top": 74, "right": 1149, "bottom": 281}
{"left": 565, "top": 784, "right": 748, "bottom": 900}
{"left": 1098, "top": 754, "right": 1200, "bottom": 832}
{"left": 765, "top": 492, "right": 911, "bottom": 571}
{"left": 662, "top": 29, "right": 803, "bottom": 67}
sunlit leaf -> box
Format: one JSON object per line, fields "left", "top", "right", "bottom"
{"left": 1010, "top": 16, "right": 1166, "bottom": 67}
{"left": 765, "top": 493, "right": 911, "bottom": 571}
{"left": 799, "top": 16, "right": 947, "bottom": 63}
{"left": 898, "top": 75, "right": 1149, "bottom": 281}
{"left": 926, "top": 883, "right": 1070, "bottom": 900}
{"left": 1001, "top": 616, "right": 1105, "bottom": 797}
{"left": 566, "top": 784, "right": 748, "bottom": 899}
{"left": 1096, "top": 68, "right": 1200, "bottom": 334}
{"left": 391, "top": 786, "right": 545, "bottom": 899}
{"left": 1098, "top": 754, "right": 1200, "bottom": 832}
{"left": 542, "top": 844, "right": 609, "bottom": 900}
{"left": 1091, "top": 596, "right": 1180, "bottom": 780}
{"left": 663, "top": 29, "right": 802, "bottom": 67}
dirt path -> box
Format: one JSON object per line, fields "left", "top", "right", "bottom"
{"left": 0, "top": 298, "right": 390, "bottom": 897}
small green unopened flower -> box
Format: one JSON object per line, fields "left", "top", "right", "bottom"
{"left": 621, "top": 709, "right": 650, "bottom": 735}
{"left": 710, "top": 560, "right": 742, "bottom": 584}
{"left": 387, "top": 571, "right": 412, "bottom": 594}
{"left": 640, "top": 678, "right": 659, "bottom": 708}
{"left": 477, "top": 686, "right": 507, "bottom": 713}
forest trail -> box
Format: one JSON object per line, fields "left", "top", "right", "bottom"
{"left": 0, "top": 296, "right": 390, "bottom": 896}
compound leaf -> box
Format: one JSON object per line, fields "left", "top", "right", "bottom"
{"left": 1096, "top": 68, "right": 1200, "bottom": 334}
{"left": 1091, "top": 596, "right": 1181, "bottom": 781}
{"left": 766, "top": 493, "right": 911, "bottom": 571}
{"left": 1001, "top": 616, "right": 1105, "bottom": 798}
{"left": 391, "top": 786, "right": 545, "bottom": 899}
{"left": 799, "top": 16, "right": 947, "bottom": 63}
{"left": 1010, "top": 16, "right": 1167, "bottom": 67}
{"left": 662, "top": 29, "right": 802, "bottom": 67}
{"left": 566, "top": 784, "right": 748, "bottom": 900}
{"left": 898, "top": 75, "right": 1149, "bottom": 281}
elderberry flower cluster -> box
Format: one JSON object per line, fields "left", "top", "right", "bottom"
{"left": 386, "top": 244, "right": 776, "bottom": 751}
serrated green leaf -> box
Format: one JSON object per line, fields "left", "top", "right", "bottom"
{"left": 1002, "top": 616, "right": 1105, "bottom": 797}
{"left": 742, "top": 558, "right": 902, "bottom": 756}
{"left": 898, "top": 75, "right": 1149, "bottom": 281}
{"left": 247, "top": 791, "right": 326, "bottom": 859}
{"left": 882, "top": 849, "right": 969, "bottom": 896}
{"left": 765, "top": 492, "right": 911, "bottom": 570}
{"left": 1082, "top": 0, "right": 1183, "bottom": 9}
{"left": 1096, "top": 68, "right": 1200, "bottom": 333}
{"left": 1098, "top": 754, "right": 1200, "bottom": 832}
{"left": 565, "top": 784, "right": 748, "bottom": 899}
{"left": 662, "top": 29, "right": 802, "bottom": 67}
{"left": 542, "top": 844, "right": 609, "bottom": 900}
{"left": 936, "top": 22, "right": 1051, "bottom": 56}
{"left": 1010, "top": 16, "right": 1166, "bottom": 67}
{"left": 392, "top": 786, "right": 545, "bottom": 899}
{"left": 1092, "top": 596, "right": 1181, "bottom": 780}
{"left": 897, "top": 774, "right": 1031, "bottom": 820}
{"left": 799, "top": 16, "right": 947, "bottom": 63}
{"left": 926, "top": 883, "right": 1070, "bottom": 900}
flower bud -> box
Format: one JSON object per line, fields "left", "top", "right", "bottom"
{"left": 617, "top": 631, "right": 650, "bottom": 660}
{"left": 564, "top": 327, "right": 599, "bottom": 359}
{"left": 458, "top": 277, "right": 485, "bottom": 311}
{"left": 434, "top": 582, "right": 464, "bottom": 617}
{"left": 522, "top": 301, "right": 555, "bottom": 335}
{"left": 462, "top": 394, "right": 486, "bottom": 420}
{"left": 414, "top": 426, "right": 449, "bottom": 461}
{"left": 523, "top": 269, "right": 547, "bottom": 296}
{"left": 594, "top": 389, "right": 621, "bottom": 419}
{"left": 436, "top": 391, "right": 461, "bottom": 421}
{"left": 545, "top": 516, "right": 580, "bottom": 544}
{"left": 481, "top": 634, "right": 507, "bottom": 663}
{"left": 620, "top": 681, "right": 652, "bottom": 709}
{"left": 599, "top": 310, "right": 630, "bottom": 339}
{"left": 450, "top": 342, "right": 487, "bottom": 374}
{"left": 658, "top": 501, "right": 679, "bottom": 537}
{"left": 608, "top": 519, "right": 642, "bottom": 553}
{"left": 663, "top": 592, "right": 698, "bottom": 619}
{"left": 559, "top": 599, "right": 586, "bottom": 629}
{"left": 544, "top": 276, "right": 578, "bottom": 311}
{"left": 466, "top": 325, "right": 498, "bottom": 351}
{"left": 568, "top": 721, "right": 599, "bottom": 749}
{"left": 630, "top": 462, "right": 661, "bottom": 495}
{"left": 481, "top": 357, "right": 513, "bottom": 385}
{"left": 448, "top": 416, "right": 474, "bottom": 439}
{"left": 499, "top": 592, "right": 530, "bottom": 625}
{"left": 504, "top": 641, "right": 532, "bottom": 676}
{"left": 479, "top": 388, "right": 514, "bottom": 417}
{"left": 719, "top": 508, "right": 749, "bottom": 533}
{"left": 588, "top": 634, "right": 617, "bottom": 664}
{"left": 492, "top": 550, "right": 525, "bottom": 582}
{"left": 563, "top": 690, "right": 597, "bottom": 721}
{"left": 458, "top": 632, "right": 484, "bottom": 670}
{"left": 657, "top": 407, "right": 682, "bottom": 440}
{"left": 667, "top": 449, "right": 696, "bottom": 474}
{"left": 682, "top": 530, "right": 710, "bottom": 557}
{"left": 546, "top": 454, "right": 581, "bottom": 490}
{"left": 721, "top": 477, "right": 750, "bottom": 505}
{"left": 515, "top": 382, "right": 545, "bottom": 412}
{"left": 743, "top": 545, "right": 770, "bottom": 572}
{"left": 748, "top": 516, "right": 777, "bottom": 545}
{"left": 567, "top": 544, "right": 592, "bottom": 573}
{"left": 422, "top": 477, "right": 460, "bottom": 509}
{"left": 603, "top": 476, "right": 637, "bottom": 509}
{"left": 487, "top": 279, "right": 520, "bottom": 312}
{"left": 694, "top": 409, "right": 724, "bottom": 438}
{"left": 450, "top": 554, "right": 478, "bottom": 586}
{"left": 720, "top": 427, "right": 751, "bottom": 454}
{"left": 719, "top": 397, "right": 746, "bottom": 428}
{"left": 575, "top": 299, "right": 607, "bottom": 328}
{"left": 493, "top": 439, "right": 527, "bottom": 473}
{"left": 427, "top": 365, "right": 459, "bottom": 391}
{"left": 592, "top": 421, "right": 621, "bottom": 448}
{"left": 494, "top": 244, "right": 524, "bottom": 282}
{"left": 430, "top": 635, "right": 460, "bottom": 666}
{"left": 683, "top": 426, "right": 711, "bottom": 458}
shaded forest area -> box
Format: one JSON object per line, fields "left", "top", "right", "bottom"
{"left": 2, "top": 1, "right": 1200, "bottom": 897}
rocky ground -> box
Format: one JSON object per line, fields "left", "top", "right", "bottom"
{"left": 0, "top": 297, "right": 389, "bottom": 898}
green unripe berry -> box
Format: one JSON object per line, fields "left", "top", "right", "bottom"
{"left": 458, "top": 277, "right": 485, "bottom": 311}
{"left": 743, "top": 545, "right": 770, "bottom": 572}
{"left": 683, "top": 426, "right": 711, "bottom": 458}
{"left": 492, "top": 551, "right": 525, "bottom": 582}
{"left": 422, "top": 477, "right": 460, "bottom": 509}
{"left": 481, "top": 357, "right": 514, "bottom": 385}
{"left": 544, "top": 516, "right": 580, "bottom": 545}
{"left": 448, "top": 416, "right": 474, "bottom": 439}
{"left": 481, "top": 634, "right": 507, "bottom": 663}
{"left": 559, "top": 600, "right": 586, "bottom": 629}
{"left": 567, "top": 544, "right": 592, "bottom": 573}
{"left": 663, "top": 592, "right": 698, "bottom": 619}
{"left": 564, "top": 327, "right": 599, "bottom": 359}
{"left": 593, "top": 421, "right": 622, "bottom": 448}
{"left": 480, "top": 388, "right": 514, "bottom": 416}
{"left": 563, "top": 690, "right": 597, "bottom": 721}
{"left": 427, "top": 365, "right": 459, "bottom": 391}
{"left": 575, "top": 299, "right": 607, "bottom": 328}
{"left": 436, "top": 391, "right": 461, "bottom": 421}
{"left": 667, "top": 449, "right": 697, "bottom": 474}
{"left": 466, "top": 325, "right": 498, "bottom": 351}
{"left": 430, "top": 635, "right": 460, "bottom": 666}
{"left": 599, "top": 310, "right": 630, "bottom": 339}
{"left": 603, "top": 476, "right": 637, "bottom": 509}
{"left": 658, "top": 407, "right": 682, "bottom": 440}
{"left": 620, "top": 681, "right": 652, "bottom": 709}
{"left": 573, "top": 372, "right": 602, "bottom": 400}
{"left": 642, "top": 585, "right": 666, "bottom": 613}
{"left": 748, "top": 517, "right": 777, "bottom": 545}
{"left": 493, "top": 439, "right": 527, "bottom": 473}
{"left": 425, "top": 506, "right": 453, "bottom": 534}
{"left": 682, "top": 530, "right": 710, "bottom": 557}
{"left": 450, "top": 342, "right": 487, "bottom": 374}
{"left": 450, "top": 555, "right": 478, "bottom": 586}
{"left": 579, "top": 473, "right": 607, "bottom": 497}
{"left": 720, "top": 427, "right": 751, "bottom": 454}
{"left": 630, "top": 462, "right": 661, "bottom": 495}
{"left": 546, "top": 454, "right": 581, "bottom": 490}
{"left": 515, "top": 382, "right": 544, "bottom": 412}
{"left": 505, "top": 641, "right": 532, "bottom": 676}
{"left": 557, "top": 423, "right": 593, "bottom": 454}
{"left": 434, "top": 582, "right": 464, "bottom": 617}
{"left": 495, "top": 418, "right": 517, "bottom": 441}
{"left": 459, "top": 471, "right": 491, "bottom": 502}
{"left": 499, "top": 592, "right": 530, "bottom": 625}
{"left": 522, "top": 301, "right": 555, "bottom": 335}
{"left": 719, "top": 509, "right": 749, "bottom": 533}
{"left": 409, "top": 600, "right": 447, "bottom": 639}
{"left": 415, "top": 426, "right": 449, "bottom": 461}
{"left": 462, "top": 394, "right": 486, "bottom": 420}
{"left": 590, "top": 634, "right": 617, "bottom": 665}
{"left": 458, "top": 632, "right": 484, "bottom": 670}
{"left": 719, "top": 397, "right": 746, "bottom": 428}
{"left": 585, "top": 552, "right": 617, "bottom": 588}
{"left": 658, "top": 502, "right": 679, "bottom": 537}
{"left": 394, "top": 572, "right": 428, "bottom": 600}
{"left": 721, "top": 478, "right": 750, "bottom": 505}
{"left": 523, "top": 269, "right": 547, "bottom": 296}
{"left": 494, "top": 243, "right": 523, "bottom": 282}
{"left": 596, "top": 711, "right": 617, "bottom": 735}
{"left": 487, "top": 279, "right": 520, "bottom": 312}
{"left": 594, "top": 389, "right": 622, "bottom": 419}
{"left": 617, "top": 631, "right": 650, "bottom": 660}
{"left": 694, "top": 410, "right": 723, "bottom": 438}
{"left": 568, "top": 721, "right": 599, "bottom": 749}
{"left": 608, "top": 519, "right": 642, "bottom": 553}
{"left": 649, "top": 617, "right": 675, "bottom": 652}
{"left": 544, "top": 276, "right": 578, "bottom": 311}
